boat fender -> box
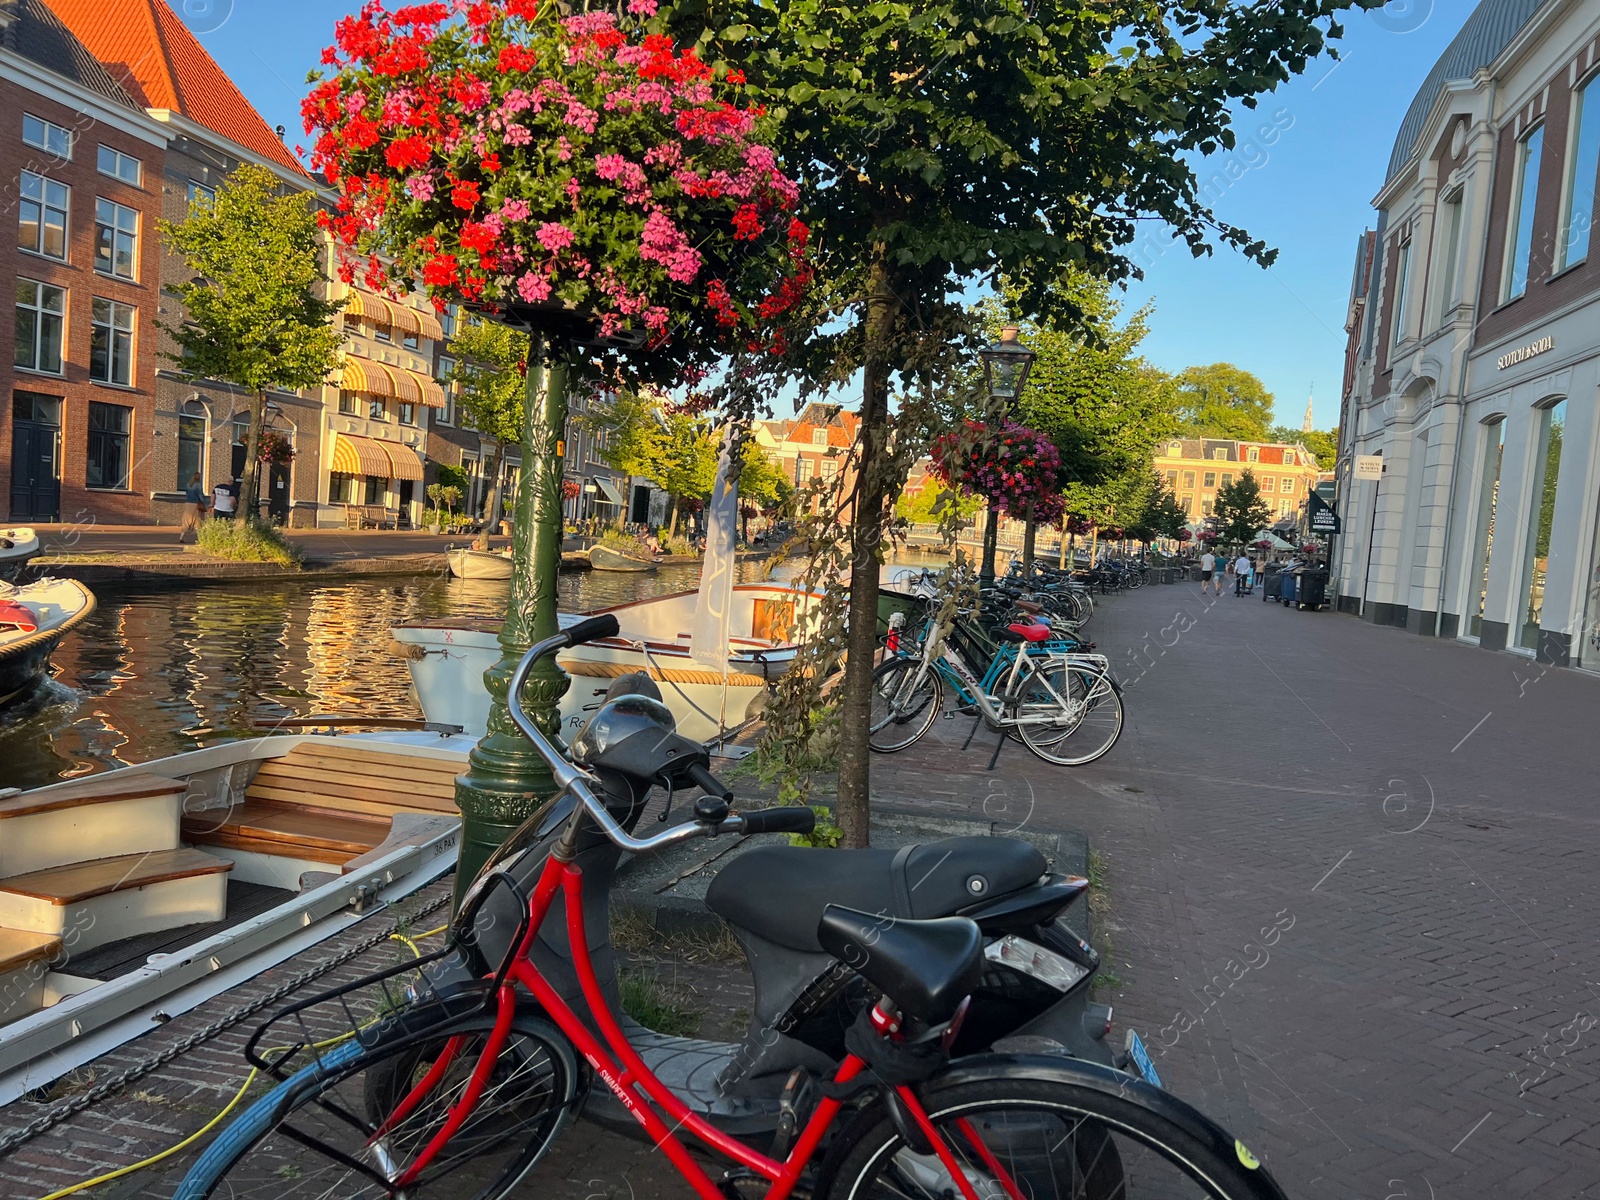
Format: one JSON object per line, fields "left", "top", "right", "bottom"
{"left": 0, "top": 601, "right": 37, "bottom": 634}
{"left": 387, "top": 639, "right": 427, "bottom": 661}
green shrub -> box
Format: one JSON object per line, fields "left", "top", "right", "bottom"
{"left": 195, "top": 519, "right": 301, "bottom": 566}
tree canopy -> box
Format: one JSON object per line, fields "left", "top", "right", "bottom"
{"left": 1176, "top": 364, "right": 1275, "bottom": 442}
{"left": 1214, "top": 470, "right": 1275, "bottom": 546}
{"left": 447, "top": 314, "right": 530, "bottom": 530}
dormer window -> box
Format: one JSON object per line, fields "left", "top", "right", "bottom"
{"left": 1212, "top": 448, "right": 1225, "bottom": 460}
{"left": 1247, "top": 447, "right": 1259, "bottom": 462}
{"left": 812, "top": 429, "right": 827, "bottom": 446}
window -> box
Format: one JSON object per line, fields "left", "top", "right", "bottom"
{"left": 330, "top": 473, "right": 356, "bottom": 504}
{"left": 1221, "top": 473, "right": 1233, "bottom": 487}
{"left": 186, "top": 180, "right": 215, "bottom": 210}
{"left": 16, "top": 278, "right": 65, "bottom": 375}
{"left": 403, "top": 331, "right": 419, "bottom": 350}
{"left": 1182, "top": 470, "right": 1195, "bottom": 489}
{"left": 1247, "top": 447, "right": 1259, "bottom": 462}
{"left": 96, "top": 145, "right": 141, "bottom": 186}
{"left": 821, "top": 459, "right": 837, "bottom": 479}
{"left": 22, "top": 114, "right": 71, "bottom": 159}
{"left": 1181, "top": 495, "right": 1194, "bottom": 515}
{"left": 1435, "top": 191, "right": 1464, "bottom": 323}
{"left": 1518, "top": 401, "right": 1566, "bottom": 651}
{"left": 365, "top": 476, "right": 387, "bottom": 505}
{"left": 1279, "top": 499, "right": 1293, "bottom": 516}
{"left": 1165, "top": 471, "right": 1177, "bottom": 487}
{"left": 812, "top": 429, "right": 827, "bottom": 446}
{"left": 369, "top": 397, "right": 386, "bottom": 421}
{"left": 339, "top": 390, "right": 359, "bottom": 415}
{"left": 436, "top": 355, "right": 455, "bottom": 385}
{"left": 1389, "top": 239, "right": 1411, "bottom": 346}
{"left": 1285, "top": 478, "right": 1297, "bottom": 495}
{"left": 90, "top": 297, "right": 135, "bottom": 385}
{"left": 1203, "top": 472, "right": 1216, "bottom": 488}
{"left": 1560, "top": 79, "right": 1600, "bottom": 271}
{"left": 398, "top": 401, "right": 416, "bottom": 425}
{"left": 86, "top": 402, "right": 131, "bottom": 490}
{"left": 798, "top": 459, "right": 814, "bottom": 483}
{"left": 1260, "top": 476, "right": 1276, "bottom": 492}
{"left": 440, "top": 305, "right": 457, "bottom": 338}
{"left": 373, "top": 322, "right": 391, "bottom": 342}
{"left": 1167, "top": 442, "right": 1181, "bottom": 455}
{"left": 1202, "top": 499, "right": 1214, "bottom": 516}
{"left": 1212, "top": 448, "right": 1225, "bottom": 459}
{"left": 1503, "top": 124, "right": 1544, "bottom": 301}
{"left": 178, "top": 410, "right": 206, "bottom": 489}
{"left": 94, "top": 198, "right": 139, "bottom": 280}
{"left": 1469, "top": 419, "right": 1506, "bottom": 638}
{"left": 19, "top": 172, "right": 68, "bottom": 260}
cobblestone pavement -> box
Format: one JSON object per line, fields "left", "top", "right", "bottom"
{"left": 5, "top": 582, "right": 1600, "bottom": 1198}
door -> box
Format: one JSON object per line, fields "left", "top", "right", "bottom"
{"left": 397, "top": 479, "right": 414, "bottom": 528}
{"left": 10, "top": 393, "right": 61, "bottom": 521}
{"left": 268, "top": 461, "right": 291, "bottom": 523}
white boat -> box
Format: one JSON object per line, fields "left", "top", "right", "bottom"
{"left": 587, "top": 543, "right": 658, "bottom": 572}
{"left": 0, "top": 729, "right": 468, "bottom": 1101}
{"left": 446, "top": 546, "right": 513, "bottom": 580}
{"left": 390, "top": 583, "right": 820, "bottom": 744}
{"left": 0, "top": 578, "right": 95, "bottom": 706}
{"left": 0, "top": 528, "right": 39, "bottom": 581}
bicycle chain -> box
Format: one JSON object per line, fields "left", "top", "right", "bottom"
{"left": 0, "top": 892, "right": 451, "bottom": 1159}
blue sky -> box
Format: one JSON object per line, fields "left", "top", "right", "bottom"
{"left": 190, "top": 0, "right": 1471, "bottom": 430}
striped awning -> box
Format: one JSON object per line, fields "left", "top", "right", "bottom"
{"left": 346, "top": 289, "right": 446, "bottom": 343}
{"left": 340, "top": 358, "right": 447, "bottom": 409}
{"left": 330, "top": 433, "right": 425, "bottom": 481}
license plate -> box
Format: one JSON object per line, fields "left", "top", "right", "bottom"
{"left": 1125, "top": 1030, "right": 1162, "bottom": 1088}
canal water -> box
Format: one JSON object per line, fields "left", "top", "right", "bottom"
{"left": 2, "top": 550, "right": 947, "bottom": 791}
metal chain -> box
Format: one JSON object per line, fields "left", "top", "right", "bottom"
{"left": 0, "top": 891, "right": 451, "bottom": 1159}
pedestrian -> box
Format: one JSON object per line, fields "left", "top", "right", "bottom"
{"left": 212, "top": 478, "right": 237, "bottom": 520}
{"left": 1199, "top": 547, "right": 1216, "bottom": 594}
{"left": 1234, "top": 551, "right": 1252, "bottom": 596}
{"left": 179, "top": 473, "right": 207, "bottom": 542}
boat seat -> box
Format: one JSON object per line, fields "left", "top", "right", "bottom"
{"left": 0, "top": 848, "right": 232, "bottom": 905}
{"left": 0, "top": 772, "right": 185, "bottom": 821}
{"left": 245, "top": 743, "right": 461, "bottom": 822}
{"left": 0, "top": 928, "right": 61, "bottom": 974}
{"left": 705, "top": 837, "right": 1046, "bottom": 954}
{"left": 184, "top": 801, "right": 390, "bottom": 867}
{"left": 0, "top": 773, "right": 187, "bottom": 880}
{"left": 818, "top": 905, "right": 982, "bottom": 1024}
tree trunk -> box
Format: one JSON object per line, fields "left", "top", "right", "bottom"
{"left": 1088, "top": 526, "right": 1098, "bottom": 566}
{"left": 666, "top": 497, "right": 680, "bottom": 540}
{"left": 835, "top": 252, "right": 897, "bottom": 850}
{"left": 1058, "top": 515, "right": 1069, "bottom": 569}
{"left": 1022, "top": 502, "right": 1037, "bottom": 569}
{"left": 484, "top": 439, "right": 507, "bottom": 534}
{"left": 235, "top": 391, "right": 266, "bottom": 527}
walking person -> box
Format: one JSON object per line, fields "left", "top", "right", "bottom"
{"left": 212, "top": 478, "right": 237, "bottom": 521}
{"left": 1234, "top": 551, "right": 1252, "bottom": 596}
{"left": 179, "top": 474, "right": 208, "bottom": 543}
{"left": 1199, "top": 548, "right": 1217, "bottom": 595}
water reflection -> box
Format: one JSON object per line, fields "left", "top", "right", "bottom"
{"left": 0, "top": 548, "right": 949, "bottom": 791}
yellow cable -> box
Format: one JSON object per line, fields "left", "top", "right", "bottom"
{"left": 35, "top": 924, "right": 449, "bottom": 1199}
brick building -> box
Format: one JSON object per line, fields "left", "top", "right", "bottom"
{"left": 1336, "top": 0, "right": 1600, "bottom": 670}
{"left": 0, "top": 0, "right": 167, "bottom": 526}
{"left": 46, "top": 0, "right": 323, "bottom": 525}
{"left": 756, "top": 402, "right": 860, "bottom": 516}
{"left": 1151, "top": 438, "right": 1322, "bottom": 525}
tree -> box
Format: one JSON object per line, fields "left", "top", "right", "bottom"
{"left": 1301, "top": 428, "right": 1337, "bottom": 467}
{"left": 676, "top": 0, "right": 1364, "bottom": 846}
{"left": 896, "top": 480, "right": 980, "bottom": 525}
{"left": 1136, "top": 480, "right": 1189, "bottom": 543}
{"left": 1214, "top": 470, "right": 1274, "bottom": 547}
{"left": 1176, "top": 364, "right": 1275, "bottom": 442}
{"left": 581, "top": 392, "right": 720, "bottom": 535}
{"left": 159, "top": 164, "right": 343, "bottom": 525}
{"left": 447, "top": 314, "right": 529, "bottom": 534}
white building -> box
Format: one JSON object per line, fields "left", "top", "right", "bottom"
{"left": 1336, "top": 0, "right": 1600, "bottom": 670}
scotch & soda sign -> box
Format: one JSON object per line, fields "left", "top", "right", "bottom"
{"left": 1497, "top": 336, "right": 1553, "bottom": 370}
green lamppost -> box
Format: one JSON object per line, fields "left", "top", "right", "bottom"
{"left": 452, "top": 331, "right": 573, "bottom": 907}
{"left": 977, "top": 326, "right": 1037, "bottom": 585}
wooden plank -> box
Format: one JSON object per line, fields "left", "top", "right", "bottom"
{"left": 244, "top": 784, "right": 456, "bottom": 817}
{"left": 0, "top": 849, "right": 233, "bottom": 905}
{"left": 252, "top": 762, "right": 459, "bottom": 800}
{"left": 245, "top": 776, "right": 458, "bottom": 813}
{"left": 0, "top": 928, "right": 61, "bottom": 973}
{"left": 279, "top": 746, "right": 463, "bottom": 777}
{"left": 183, "top": 802, "right": 388, "bottom": 856}
{"left": 187, "top": 831, "right": 353, "bottom": 867}
{"left": 0, "top": 774, "right": 185, "bottom": 821}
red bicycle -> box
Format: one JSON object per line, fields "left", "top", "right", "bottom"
{"left": 178, "top": 616, "right": 1290, "bottom": 1200}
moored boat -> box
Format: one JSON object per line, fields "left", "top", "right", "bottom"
{"left": 0, "top": 529, "right": 39, "bottom": 582}
{"left": 0, "top": 578, "right": 95, "bottom": 706}
{"left": 587, "top": 542, "right": 659, "bottom": 572}
{"left": 391, "top": 583, "right": 820, "bottom": 743}
{"left": 445, "top": 546, "right": 513, "bottom": 580}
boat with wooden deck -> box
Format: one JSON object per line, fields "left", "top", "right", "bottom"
{"left": 0, "top": 578, "right": 95, "bottom": 706}
{"left": 0, "top": 528, "right": 39, "bottom": 582}
{"left": 587, "top": 542, "right": 659, "bottom": 572}
{"left": 445, "top": 546, "right": 513, "bottom": 580}
{"left": 0, "top": 727, "right": 470, "bottom": 1100}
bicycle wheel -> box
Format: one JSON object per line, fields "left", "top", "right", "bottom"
{"left": 177, "top": 1010, "right": 578, "bottom": 1200}
{"left": 819, "top": 1073, "right": 1288, "bottom": 1200}
{"left": 869, "top": 656, "right": 943, "bottom": 753}
{"left": 1017, "top": 662, "right": 1123, "bottom": 767}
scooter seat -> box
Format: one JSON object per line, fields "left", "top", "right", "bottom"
{"left": 705, "top": 836, "right": 1047, "bottom": 954}
{"left": 818, "top": 905, "right": 982, "bottom": 1025}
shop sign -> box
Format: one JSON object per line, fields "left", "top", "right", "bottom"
{"left": 1354, "top": 455, "right": 1384, "bottom": 481}
{"left": 1497, "top": 336, "right": 1553, "bottom": 370}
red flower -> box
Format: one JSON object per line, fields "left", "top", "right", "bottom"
{"left": 460, "top": 220, "right": 497, "bottom": 253}
{"left": 343, "top": 116, "right": 380, "bottom": 150}
{"left": 787, "top": 218, "right": 809, "bottom": 248}
{"left": 384, "top": 134, "right": 431, "bottom": 171}
{"left": 464, "top": 2, "right": 495, "bottom": 27}
{"left": 498, "top": 44, "right": 536, "bottom": 73}
{"left": 731, "top": 203, "right": 762, "bottom": 239}
{"left": 422, "top": 253, "right": 459, "bottom": 287}
{"left": 450, "top": 179, "right": 481, "bottom": 210}
{"left": 481, "top": 153, "right": 502, "bottom": 173}
{"left": 392, "top": 3, "right": 448, "bottom": 26}
{"left": 506, "top": 0, "right": 539, "bottom": 18}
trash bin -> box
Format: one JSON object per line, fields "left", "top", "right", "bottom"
{"left": 1263, "top": 566, "right": 1283, "bottom": 602}
{"left": 1296, "top": 568, "right": 1329, "bottom": 611}
{"left": 1279, "top": 570, "right": 1298, "bottom": 606}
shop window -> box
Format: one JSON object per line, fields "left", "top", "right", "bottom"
{"left": 1468, "top": 419, "right": 1505, "bottom": 638}
{"left": 1503, "top": 124, "right": 1544, "bottom": 301}
{"left": 1518, "top": 401, "right": 1566, "bottom": 650}
{"left": 86, "top": 401, "right": 131, "bottom": 489}
{"left": 365, "top": 476, "right": 387, "bottom": 505}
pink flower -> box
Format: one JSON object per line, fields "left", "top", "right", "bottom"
{"left": 628, "top": 0, "right": 658, "bottom": 14}
{"left": 405, "top": 173, "right": 435, "bottom": 201}
{"left": 536, "top": 221, "right": 576, "bottom": 252}
{"left": 500, "top": 198, "right": 530, "bottom": 222}
{"left": 516, "top": 272, "right": 552, "bottom": 303}
{"left": 639, "top": 209, "right": 701, "bottom": 283}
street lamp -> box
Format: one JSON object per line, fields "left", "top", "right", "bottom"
{"left": 977, "top": 326, "right": 1036, "bottom": 584}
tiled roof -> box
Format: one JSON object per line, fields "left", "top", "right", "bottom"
{"left": 0, "top": 0, "right": 140, "bottom": 109}
{"left": 44, "top": 0, "right": 307, "bottom": 176}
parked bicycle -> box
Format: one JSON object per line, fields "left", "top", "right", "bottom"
{"left": 177, "top": 616, "right": 1284, "bottom": 1200}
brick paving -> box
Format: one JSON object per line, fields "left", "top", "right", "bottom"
{"left": 6, "top": 581, "right": 1600, "bottom": 1197}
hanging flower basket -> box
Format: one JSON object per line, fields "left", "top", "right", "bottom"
{"left": 562, "top": 479, "right": 581, "bottom": 501}
{"left": 1176, "top": 529, "right": 1192, "bottom": 543}
{"left": 305, "top": 0, "right": 809, "bottom": 386}
{"left": 929, "top": 419, "right": 1063, "bottom": 523}
{"left": 258, "top": 430, "right": 296, "bottom": 466}
{"left": 1198, "top": 530, "right": 1220, "bottom": 544}
{"left": 1253, "top": 539, "right": 1273, "bottom": 550}
{"left": 1065, "top": 516, "right": 1093, "bottom": 536}
{"left": 1301, "top": 543, "right": 1319, "bottom": 555}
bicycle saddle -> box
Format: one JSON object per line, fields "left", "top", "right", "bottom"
{"left": 999, "top": 622, "right": 1052, "bottom": 643}
{"left": 705, "top": 837, "right": 1046, "bottom": 953}
{"left": 817, "top": 905, "right": 982, "bottom": 1025}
